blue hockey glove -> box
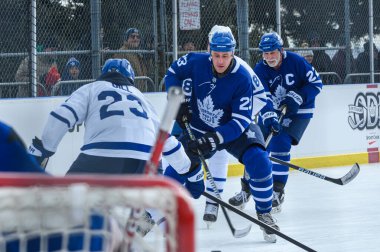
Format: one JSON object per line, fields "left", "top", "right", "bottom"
{"left": 176, "top": 102, "right": 192, "bottom": 129}
{"left": 28, "top": 137, "right": 54, "bottom": 166}
{"left": 187, "top": 132, "right": 220, "bottom": 156}
{"left": 261, "top": 111, "right": 281, "bottom": 135}
{"left": 280, "top": 90, "right": 304, "bottom": 116}
{"left": 184, "top": 165, "right": 204, "bottom": 199}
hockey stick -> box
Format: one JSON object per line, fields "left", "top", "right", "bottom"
{"left": 144, "top": 86, "right": 184, "bottom": 175}
{"left": 269, "top": 157, "right": 360, "bottom": 185}
{"left": 125, "top": 86, "right": 183, "bottom": 248}
{"left": 266, "top": 105, "right": 360, "bottom": 185}
{"left": 265, "top": 106, "right": 360, "bottom": 185}
{"left": 202, "top": 191, "right": 316, "bottom": 252}
{"left": 184, "top": 121, "right": 252, "bottom": 238}
{"left": 264, "top": 105, "right": 287, "bottom": 147}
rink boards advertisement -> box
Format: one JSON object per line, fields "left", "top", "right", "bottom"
{"left": 0, "top": 84, "right": 379, "bottom": 175}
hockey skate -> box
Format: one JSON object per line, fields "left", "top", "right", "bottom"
{"left": 136, "top": 210, "right": 156, "bottom": 237}
{"left": 257, "top": 212, "right": 279, "bottom": 243}
{"left": 203, "top": 202, "right": 219, "bottom": 228}
{"left": 271, "top": 182, "right": 285, "bottom": 214}
{"left": 228, "top": 178, "right": 251, "bottom": 210}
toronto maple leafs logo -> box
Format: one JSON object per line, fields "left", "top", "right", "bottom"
{"left": 272, "top": 85, "right": 287, "bottom": 109}
{"left": 197, "top": 96, "right": 223, "bottom": 127}
{"left": 268, "top": 75, "right": 286, "bottom": 109}
{"left": 282, "top": 118, "right": 292, "bottom": 127}
{"left": 246, "top": 130, "right": 256, "bottom": 139}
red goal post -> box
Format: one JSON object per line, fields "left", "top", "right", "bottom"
{"left": 0, "top": 173, "right": 195, "bottom": 252}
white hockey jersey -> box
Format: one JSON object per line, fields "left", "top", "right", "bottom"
{"left": 40, "top": 78, "right": 185, "bottom": 164}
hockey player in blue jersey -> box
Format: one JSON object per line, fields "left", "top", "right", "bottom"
{"left": 0, "top": 121, "right": 125, "bottom": 251}
{"left": 229, "top": 32, "right": 323, "bottom": 213}
{"left": 199, "top": 25, "right": 267, "bottom": 226}
{"left": 0, "top": 121, "right": 45, "bottom": 173}
{"left": 164, "top": 30, "right": 279, "bottom": 242}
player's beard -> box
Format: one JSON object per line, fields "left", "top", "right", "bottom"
{"left": 266, "top": 54, "right": 281, "bottom": 68}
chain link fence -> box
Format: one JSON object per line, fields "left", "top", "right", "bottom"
{"left": 0, "top": 0, "right": 379, "bottom": 98}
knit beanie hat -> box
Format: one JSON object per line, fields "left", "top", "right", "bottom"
{"left": 66, "top": 57, "right": 80, "bottom": 68}
{"left": 125, "top": 28, "right": 140, "bottom": 40}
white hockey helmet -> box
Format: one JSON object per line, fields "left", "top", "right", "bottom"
{"left": 208, "top": 25, "right": 235, "bottom": 43}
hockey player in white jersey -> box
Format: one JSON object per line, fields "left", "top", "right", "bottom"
{"left": 28, "top": 58, "right": 190, "bottom": 176}
{"left": 229, "top": 32, "right": 323, "bottom": 213}
{"left": 164, "top": 29, "right": 279, "bottom": 242}
{"left": 28, "top": 58, "right": 192, "bottom": 237}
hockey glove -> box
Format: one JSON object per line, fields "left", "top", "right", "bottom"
{"left": 176, "top": 102, "right": 192, "bottom": 129}
{"left": 280, "top": 90, "right": 304, "bottom": 116}
{"left": 184, "top": 165, "right": 205, "bottom": 199}
{"left": 261, "top": 111, "right": 281, "bottom": 135}
{"left": 28, "top": 137, "right": 55, "bottom": 167}
{"left": 187, "top": 132, "right": 220, "bottom": 156}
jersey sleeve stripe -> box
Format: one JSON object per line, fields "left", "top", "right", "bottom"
{"left": 298, "top": 108, "right": 315, "bottom": 114}
{"left": 50, "top": 111, "right": 71, "bottom": 128}
{"left": 231, "top": 113, "right": 252, "bottom": 124}
{"left": 232, "top": 119, "right": 245, "bottom": 132}
{"left": 253, "top": 88, "right": 266, "bottom": 96}
{"left": 62, "top": 104, "right": 79, "bottom": 123}
{"left": 163, "top": 142, "right": 181, "bottom": 156}
{"left": 168, "top": 67, "right": 175, "bottom": 74}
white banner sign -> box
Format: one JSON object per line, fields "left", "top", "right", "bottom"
{"left": 179, "top": 0, "right": 200, "bottom": 30}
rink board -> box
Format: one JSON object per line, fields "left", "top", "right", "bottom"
{"left": 0, "top": 84, "right": 379, "bottom": 176}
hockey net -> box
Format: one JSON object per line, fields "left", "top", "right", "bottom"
{"left": 0, "top": 173, "right": 195, "bottom": 252}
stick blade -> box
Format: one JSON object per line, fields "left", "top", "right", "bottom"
{"left": 232, "top": 224, "right": 252, "bottom": 238}
{"left": 340, "top": 163, "right": 360, "bottom": 185}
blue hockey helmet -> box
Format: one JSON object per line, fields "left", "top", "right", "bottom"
{"left": 101, "top": 58, "right": 135, "bottom": 81}
{"left": 209, "top": 31, "right": 236, "bottom": 52}
{"left": 259, "top": 32, "right": 283, "bottom": 52}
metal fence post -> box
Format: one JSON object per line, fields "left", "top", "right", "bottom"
{"left": 368, "top": 0, "right": 374, "bottom": 83}
{"left": 172, "top": 0, "right": 178, "bottom": 61}
{"left": 276, "top": 0, "right": 281, "bottom": 37}
{"left": 29, "top": 0, "right": 37, "bottom": 97}
{"left": 236, "top": 0, "right": 249, "bottom": 64}
{"left": 90, "top": 0, "right": 101, "bottom": 78}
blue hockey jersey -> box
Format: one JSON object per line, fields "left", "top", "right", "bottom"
{"left": 254, "top": 51, "right": 323, "bottom": 119}
{"left": 165, "top": 52, "right": 264, "bottom": 144}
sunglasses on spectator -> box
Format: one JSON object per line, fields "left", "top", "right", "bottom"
{"left": 129, "top": 34, "right": 140, "bottom": 39}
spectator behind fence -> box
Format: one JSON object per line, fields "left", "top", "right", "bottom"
{"left": 59, "top": 57, "right": 81, "bottom": 95}
{"left": 113, "top": 28, "right": 149, "bottom": 91}
{"left": 298, "top": 42, "right": 314, "bottom": 65}
{"left": 15, "top": 37, "right": 61, "bottom": 97}
{"left": 182, "top": 39, "right": 196, "bottom": 52}
{"left": 308, "top": 32, "right": 333, "bottom": 73}
{"left": 355, "top": 41, "right": 379, "bottom": 83}
{"left": 331, "top": 36, "right": 356, "bottom": 83}
{"left": 113, "top": 28, "right": 147, "bottom": 78}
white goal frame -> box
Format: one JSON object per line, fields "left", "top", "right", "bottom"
{"left": 0, "top": 173, "right": 195, "bottom": 252}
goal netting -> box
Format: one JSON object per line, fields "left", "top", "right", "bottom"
{"left": 0, "top": 173, "right": 195, "bottom": 252}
